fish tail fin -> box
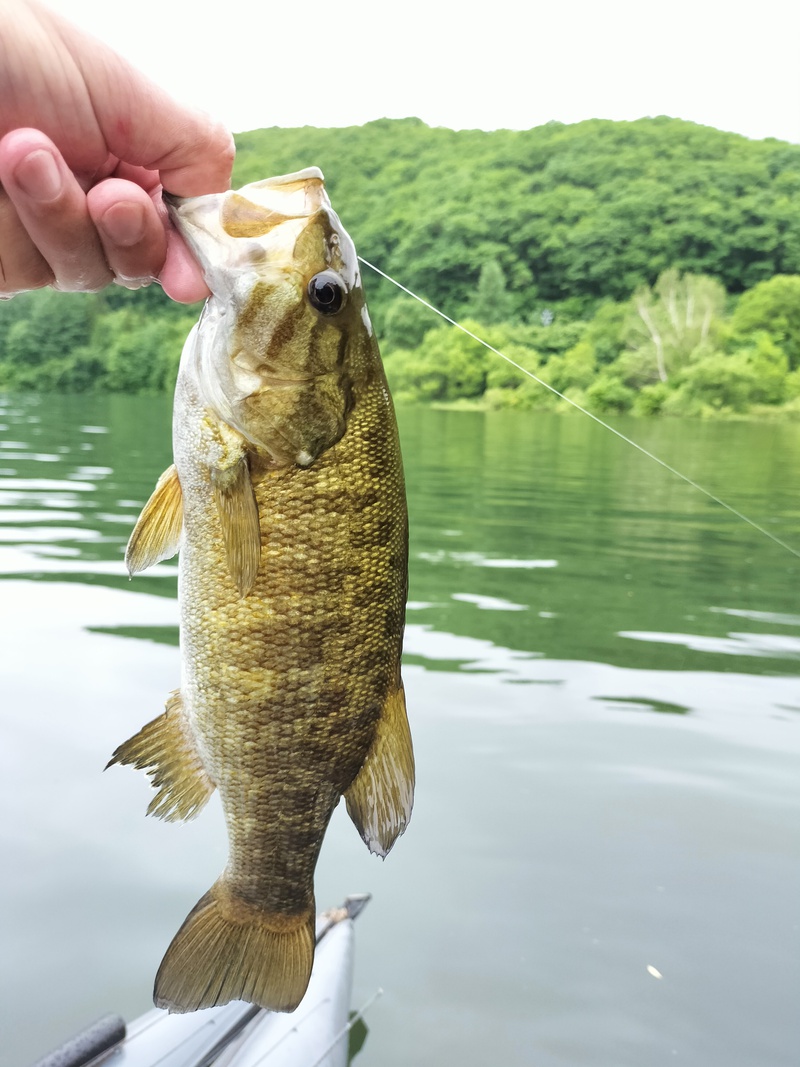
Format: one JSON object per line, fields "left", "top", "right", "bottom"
{"left": 154, "top": 880, "right": 315, "bottom": 1013}
{"left": 106, "top": 691, "right": 215, "bottom": 822}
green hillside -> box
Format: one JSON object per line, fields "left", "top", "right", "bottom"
{"left": 234, "top": 116, "right": 800, "bottom": 310}
{"left": 2, "top": 116, "right": 800, "bottom": 416}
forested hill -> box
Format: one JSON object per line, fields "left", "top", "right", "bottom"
{"left": 2, "top": 116, "right": 800, "bottom": 416}
{"left": 234, "top": 116, "right": 800, "bottom": 311}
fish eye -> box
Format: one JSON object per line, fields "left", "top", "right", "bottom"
{"left": 307, "top": 271, "right": 346, "bottom": 315}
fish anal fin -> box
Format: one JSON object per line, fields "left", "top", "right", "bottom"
{"left": 345, "top": 683, "right": 415, "bottom": 858}
{"left": 106, "top": 691, "right": 215, "bottom": 822}
{"left": 154, "top": 880, "right": 315, "bottom": 1013}
{"left": 125, "top": 463, "right": 183, "bottom": 575}
{"left": 211, "top": 456, "right": 261, "bottom": 597}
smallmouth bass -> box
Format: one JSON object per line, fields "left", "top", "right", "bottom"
{"left": 109, "top": 169, "right": 414, "bottom": 1014}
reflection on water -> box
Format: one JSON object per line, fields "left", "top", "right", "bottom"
{"left": 620, "top": 627, "right": 800, "bottom": 659}
{"left": 1, "top": 395, "right": 799, "bottom": 1067}
{"left": 593, "top": 695, "right": 689, "bottom": 715}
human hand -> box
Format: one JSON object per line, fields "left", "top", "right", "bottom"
{"left": 0, "top": 0, "right": 235, "bottom": 302}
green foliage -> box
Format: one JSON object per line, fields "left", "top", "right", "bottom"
{"left": 583, "top": 301, "right": 627, "bottom": 365}
{"left": 730, "top": 275, "right": 800, "bottom": 369}
{"left": 633, "top": 381, "right": 671, "bottom": 415}
{"left": 99, "top": 311, "right": 194, "bottom": 393}
{"left": 785, "top": 368, "right": 800, "bottom": 400}
{"left": 234, "top": 115, "right": 800, "bottom": 318}
{"left": 664, "top": 335, "right": 788, "bottom": 414}
{"left": 671, "top": 355, "right": 764, "bottom": 414}
{"left": 2, "top": 116, "right": 800, "bottom": 420}
{"left": 624, "top": 269, "right": 727, "bottom": 383}
{"left": 523, "top": 317, "right": 587, "bottom": 360}
{"left": 471, "top": 260, "right": 516, "bottom": 324}
{"left": 383, "top": 296, "right": 433, "bottom": 350}
{"left": 485, "top": 342, "right": 540, "bottom": 391}
{"left": 586, "top": 374, "right": 636, "bottom": 414}
{"left": 386, "top": 268, "right": 797, "bottom": 416}
{"left": 1, "top": 291, "right": 94, "bottom": 367}
{"left": 483, "top": 378, "right": 550, "bottom": 411}
{"left": 542, "top": 340, "right": 597, "bottom": 392}
{"left": 383, "top": 322, "right": 489, "bottom": 402}
{"left": 0, "top": 293, "right": 195, "bottom": 394}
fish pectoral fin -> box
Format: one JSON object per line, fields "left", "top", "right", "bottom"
{"left": 211, "top": 456, "right": 261, "bottom": 598}
{"left": 125, "top": 463, "right": 183, "bottom": 575}
{"left": 345, "top": 683, "right": 415, "bottom": 858}
{"left": 106, "top": 690, "right": 215, "bottom": 822}
{"left": 155, "top": 880, "right": 315, "bottom": 1013}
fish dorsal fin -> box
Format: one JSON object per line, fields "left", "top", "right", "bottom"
{"left": 211, "top": 456, "right": 261, "bottom": 597}
{"left": 345, "top": 684, "right": 415, "bottom": 858}
{"left": 125, "top": 463, "right": 183, "bottom": 575}
{"left": 106, "top": 690, "right": 215, "bottom": 822}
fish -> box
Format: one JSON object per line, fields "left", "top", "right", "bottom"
{"left": 108, "top": 168, "right": 414, "bottom": 1014}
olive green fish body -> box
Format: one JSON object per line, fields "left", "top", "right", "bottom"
{"left": 177, "top": 363, "right": 407, "bottom": 901}
{"left": 113, "top": 170, "right": 413, "bottom": 1014}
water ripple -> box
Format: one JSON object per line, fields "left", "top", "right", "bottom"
{"left": 620, "top": 629, "right": 800, "bottom": 660}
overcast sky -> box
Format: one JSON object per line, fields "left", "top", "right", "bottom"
{"left": 48, "top": 0, "right": 800, "bottom": 144}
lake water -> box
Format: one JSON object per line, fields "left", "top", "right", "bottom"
{"left": 1, "top": 395, "right": 798, "bottom": 1067}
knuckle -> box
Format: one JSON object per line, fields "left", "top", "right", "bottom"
{"left": 0, "top": 251, "right": 54, "bottom": 295}
{"left": 218, "top": 131, "right": 237, "bottom": 172}
{"left": 53, "top": 267, "right": 114, "bottom": 294}
{"left": 0, "top": 271, "right": 52, "bottom": 296}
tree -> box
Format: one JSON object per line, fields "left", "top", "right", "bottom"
{"left": 541, "top": 340, "right": 596, "bottom": 393}
{"left": 586, "top": 373, "right": 635, "bottom": 414}
{"left": 101, "top": 311, "right": 194, "bottom": 393}
{"left": 2, "top": 291, "right": 94, "bottom": 369}
{"left": 382, "top": 322, "right": 489, "bottom": 402}
{"left": 383, "top": 296, "right": 436, "bottom": 351}
{"left": 730, "top": 275, "right": 800, "bottom": 370}
{"left": 626, "top": 270, "right": 726, "bottom": 383}
{"left": 472, "top": 260, "right": 516, "bottom": 324}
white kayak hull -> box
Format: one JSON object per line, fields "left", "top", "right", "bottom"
{"left": 32, "top": 897, "right": 369, "bottom": 1067}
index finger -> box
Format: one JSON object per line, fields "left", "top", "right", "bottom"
{"left": 156, "top": 113, "right": 236, "bottom": 198}
{"left": 100, "top": 90, "right": 236, "bottom": 198}
{"left": 46, "top": 8, "right": 236, "bottom": 196}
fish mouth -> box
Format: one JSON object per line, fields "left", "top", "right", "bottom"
{"left": 162, "top": 191, "right": 183, "bottom": 221}
{"left": 162, "top": 173, "right": 331, "bottom": 280}
{"left": 162, "top": 191, "right": 205, "bottom": 256}
{"left": 163, "top": 170, "right": 328, "bottom": 233}
{"left": 163, "top": 171, "right": 359, "bottom": 298}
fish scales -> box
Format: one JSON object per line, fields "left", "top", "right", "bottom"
{"left": 177, "top": 370, "right": 406, "bottom": 903}
{"left": 111, "top": 168, "right": 414, "bottom": 1014}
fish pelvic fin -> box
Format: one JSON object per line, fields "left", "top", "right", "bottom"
{"left": 106, "top": 691, "right": 215, "bottom": 822}
{"left": 154, "top": 880, "right": 315, "bottom": 1014}
{"left": 125, "top": 464, "right": 183, "bottom": 575}
{"left": 211, "top": 456, "right": 261, "bottom": 598}
{"left": 345, "top": 683, "right": 415, "bottom": 858}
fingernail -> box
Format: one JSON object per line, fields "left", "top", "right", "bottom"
{"left": 13, "top": 149, "right": 63, "bottom": 201}
{"left": 99, "top": 202, "right": 147, "bottom": 247}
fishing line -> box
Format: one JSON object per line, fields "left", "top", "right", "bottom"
{"left": 242, "top": 987, "right": 383, "bottom": 1067}
{"left": 306, "top": 987, "right": 383, "bottom": 1067}
{"left": 359, "top": 257, "right": 800, "bottom": 561}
